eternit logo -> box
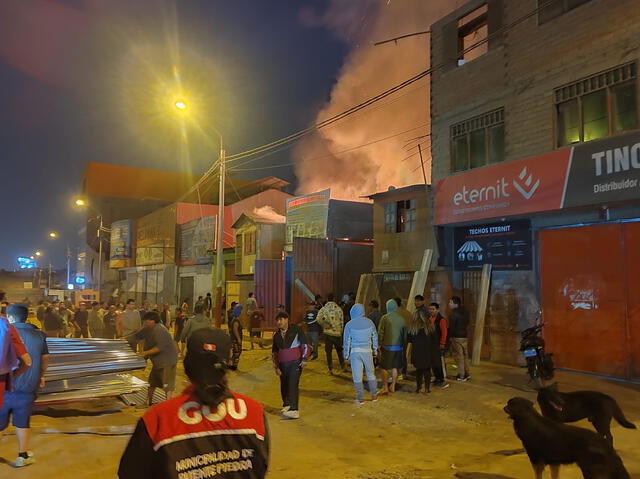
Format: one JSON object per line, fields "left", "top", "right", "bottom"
{"left": 452, "top": 167, "right": 541, "bottom": 206}
{"left": 513, "top": 167, "right": 540, "bottom": 199}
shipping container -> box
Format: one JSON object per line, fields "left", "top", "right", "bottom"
{"left": 254, "top": 260, "right": 286, "bottom": 327}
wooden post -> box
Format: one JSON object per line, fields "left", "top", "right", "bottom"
{"left": 471, "top": 263, "right": 492, "bottom": 366}
{"left": 406, "top": 249, "right": 433, "bottom": 314}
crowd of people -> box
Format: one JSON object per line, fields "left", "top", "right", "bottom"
{"left": 0, "top": 288, "right": 472, "bottom": 477}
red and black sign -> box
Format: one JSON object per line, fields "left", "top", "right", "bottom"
{"left": 435, "top": 132, "right": 640, "bottom": 225}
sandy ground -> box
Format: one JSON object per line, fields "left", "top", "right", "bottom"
{"left": 0, "top": 344, "right": 639, "bottom": 479}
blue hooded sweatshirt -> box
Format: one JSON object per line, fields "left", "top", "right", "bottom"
{"left": 343, "top": 304, "right": 378, "bottom": 359}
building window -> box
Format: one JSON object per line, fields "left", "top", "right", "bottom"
{"left": 243, "top": 231, "right": 256, "bottom": 255}
{"left": 457, "top": 4, "right": 488, "bottom": 66}
{"left": 384, "top": 199, "right": 417, "bottom": 233}
{"left": 555, "top": 62, "right": 638, "bottom": 147}
{"left": 451, "top": 108, "right": 505, "bottom": 172}
{"left": 538, "top": 0, "right": 593, "bottom": 25}
{"left": 381, "top": 250, "right": 389, "bottom": 265}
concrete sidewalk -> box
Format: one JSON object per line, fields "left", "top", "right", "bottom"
{"left": 0, "top": 348, "right": 637, "bottom": 478}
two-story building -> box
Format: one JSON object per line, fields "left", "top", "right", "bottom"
{"left": 430, "top": 0, "right": 640, "bottom": 378}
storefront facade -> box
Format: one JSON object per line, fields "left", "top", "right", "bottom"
{"left": 435, "top": 132, "right": 640, "bottom": 379}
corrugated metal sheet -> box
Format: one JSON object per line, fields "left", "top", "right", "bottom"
{"left": 254, "top": 260, "right": 285, "bottom": 327}
{"left": 290, "top": 238, "right": 373, "bottom": 323}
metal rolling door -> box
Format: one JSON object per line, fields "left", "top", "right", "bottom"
{"left": 539, "top": 224, "right": 627, "bottom": 378}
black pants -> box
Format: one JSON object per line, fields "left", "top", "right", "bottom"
{"left": 279, "top": 361, "right": 302, "bottom": 411}
{"left": 324, "top": 335, "right": 344, "bottom": 371}
{"left": 75, "top": 326, "right": 89, "bottom": 338}
{"left": 431, "top": 349, "right": 445, "bottom": 382}
{"left": 415, "top": 368, "right": 432, "bottom": 392}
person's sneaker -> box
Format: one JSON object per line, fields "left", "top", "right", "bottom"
{"left": 354, "top": 400, "right": 365, "bottom": 406}
{"left": 281, "top": 405, "right": 291, "bottom": 413}
{"left": 436, "top": 381, "right": 450, "bottom": 389}
{"left": 14, "top": 455, "right": 34, "bottom": 468}
{"left": 282, "top": 409, "right": 299, "bottom": 419}
{"left": 371, "top": 396, "right": 378, "bottom": 402}
{"left": 456, "top": 375, "right": 469, "bottom": 382}
{"left": 464, "top": 374, "right": 471, "bottom": 381}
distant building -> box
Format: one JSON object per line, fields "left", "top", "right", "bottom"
{"left": 430, "top": 0, "right": 640, "bottom": 377}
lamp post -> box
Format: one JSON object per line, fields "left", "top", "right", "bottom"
{"left": 174, "top": 100, "right": 226, "bottom": 327}
{"left": 73, "top": 198, "right": 109, "bottom": 299}
{"left": 48, "top": 232, "right": 72, "bottom": 288}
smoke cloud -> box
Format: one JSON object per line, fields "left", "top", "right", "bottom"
{"left": 294, "top": 0, "right": 463, "bottom": 200}
{"left": 253, "top": 206, "right": 286, "bottom": 223}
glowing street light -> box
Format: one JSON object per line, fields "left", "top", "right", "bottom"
{"left": 30, "top": 256, "right": 35, "bottom": 260}
{"left": 48, "top": 231, "right": 59, "bottom": 239}
{"left": 74, "top": 197, "right": 87, "bottom": 207}
{"left": 35, "top": 251, "right": 42, "bottom": 257}
{"left": 172, "top": 96, "right": 226, "bottom": 327}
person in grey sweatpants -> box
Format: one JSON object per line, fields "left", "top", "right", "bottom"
{"left": 343, "top": 303, "right": 378, "bottom": 405}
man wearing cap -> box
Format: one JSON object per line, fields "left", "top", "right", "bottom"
{"left": 119, "top": 327, "right": 269, "bottom": 478}
{"left": 134, "top": 311, "right": 179, "bottom": 407}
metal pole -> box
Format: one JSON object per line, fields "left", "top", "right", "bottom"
{"left": 97, "top": 216, "right": 103, "bottom": 301}
{"left": 214, "top": 148, "right": 226, "bottom": 328}
{"left": 48, "top": 263, "right": 52, "bottom": 291}
{"left": 66, "top": 243, "right": 71, "bottom": 286}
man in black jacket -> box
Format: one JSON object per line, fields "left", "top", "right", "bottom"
{"left": 448, "top": 296, "right": 470, "bottom": 381}
{"left": 272, "top": 312, "right": 310, "bottom": 420}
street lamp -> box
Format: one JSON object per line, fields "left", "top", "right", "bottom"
{"left": 48, "top": 231, "right": 73, "bottom": 290}
{"left": 74, "top": 197, "right": 109, "bottom": 299}
{"left": 48, "top": 231, "right": 59, "bottom": 239}
{"left": 35, "top": 251, "right": 42, "bottom": 257}
{"left": 174, "top": 99, "right": 226, "bottom": 327}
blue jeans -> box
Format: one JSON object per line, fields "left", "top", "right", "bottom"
{"left": 349, "top": 351, "right": 377, "bottom": 401}
{"left": 307, "top": 331, "right": 319, "bottom": 358}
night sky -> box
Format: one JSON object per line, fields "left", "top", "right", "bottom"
{"left": 0, "top": 0, "right": 354, "bottom": 269}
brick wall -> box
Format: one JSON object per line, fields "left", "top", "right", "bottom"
{"left": 430, "top": 0, "right": 640, "bottom": 182}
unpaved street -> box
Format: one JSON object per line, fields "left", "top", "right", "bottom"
{"left": 1, "top": 348, "right": 638, "bottom": 478}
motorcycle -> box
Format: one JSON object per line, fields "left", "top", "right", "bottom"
{"left": 519, "top": 322, "right": 554, "bottom": 388}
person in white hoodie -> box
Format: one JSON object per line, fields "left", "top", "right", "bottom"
{"left": 343, "top": 304, "right": 378, "bottom": 405}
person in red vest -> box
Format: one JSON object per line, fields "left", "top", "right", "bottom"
{"left": 118, "top": 327, "right": 269, "bottom": 478}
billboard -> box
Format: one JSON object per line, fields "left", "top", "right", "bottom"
{"left": 179, "top": 215, "right": 216, "bottom": 265}
{"left": 454, "top": 219, "right": 532, "bottom": 271}
{"left": 285, "top": 189, "right": 330, "bottom": 252}
{"left": 110, "top": 219, "right": 134, "bottom": 268}
{"left": 435, "top": 131, "right": 640, "bottom": 225}
{"left": 136, "top": 205, "right": 176, "bottom": 266}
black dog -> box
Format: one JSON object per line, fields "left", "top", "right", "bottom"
{"left": 537, "top": 384, "right": 636, "bottom": 445}
{"left": 504, "top": 397, "right": 629, "bottom": 479}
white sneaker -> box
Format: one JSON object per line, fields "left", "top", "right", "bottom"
{"left": 355, "top": 400, "right": 365, "bottom": 406}
{"left": 14, "top": 455, "right": 35, "bottom": 467}
{"left": 282, "top": 409, "right": 299, "bottom": 419}
{"left": 281, "top": 406, "right": 291, "bottom": 413}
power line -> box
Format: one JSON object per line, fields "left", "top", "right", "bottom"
{"left": 228, "top": 123, "right": 429, "bottom": 172}
{"left": 186, "top": 0, "right": 556, "bottom": 191}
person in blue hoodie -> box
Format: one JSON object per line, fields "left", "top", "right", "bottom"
{"left": 343, "top": 304, "right": 378, "bottom": 405}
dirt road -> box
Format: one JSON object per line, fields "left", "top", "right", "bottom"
{"left": 1, "top": 348, "right": 638, "bottom": 478}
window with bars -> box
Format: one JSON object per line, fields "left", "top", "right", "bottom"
{"left": 383, "top": 199, "right": 417, "bottom": 233}
{"left": 538, "top": 0, "right": 593, "bottom": 25}
{"left": 451, "top": 108, "right": 505, "bottom": 172}
{"left": 555, "top": 62, "right": 638, "bottom": 147}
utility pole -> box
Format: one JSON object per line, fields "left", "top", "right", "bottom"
{"left": 48, "top": 262, "right": 52, "bottom": 291}
{"left": 66, "top": 244, "right": 71, "bottom": 286}
{"left": 97, "top": 215, "right": 103, "bottom": 301}
{"left": 214, "top": 148, "right": 226, "bottom": 328}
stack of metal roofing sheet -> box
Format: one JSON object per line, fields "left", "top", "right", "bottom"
{"left": 35, "top": 338, "right": 148, "bottom": 404}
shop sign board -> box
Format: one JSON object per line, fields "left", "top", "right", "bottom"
{"left": 179, "top": 216, "right": 216, "bottom": 265}
{"left": 136, "top": 205, "right": 176, "bottom": 266}
{"left": 284, "top": 189, "right": 330, "bottom": 252}
{"left": 563, "top": 132, "right": 640, "bottom": 208}
{"left": 454, "top": 219, "right": 532, "bottom": 271}
{"left": 110, "top": 220, "right": 133, "bottom": 260}
{"left": 435, "top": 132, "right": 640, "bottom": 224}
